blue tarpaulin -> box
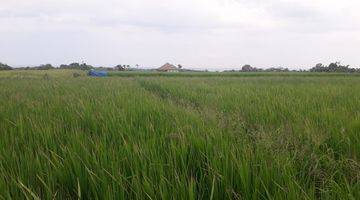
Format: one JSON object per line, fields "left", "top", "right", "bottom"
{"left": 88, "top": 70, "right": 108, "bottom": 77}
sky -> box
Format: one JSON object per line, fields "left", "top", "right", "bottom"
{"left": 1, "top": 0, "right": 359, "bottom": 70}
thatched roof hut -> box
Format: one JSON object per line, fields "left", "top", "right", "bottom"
{"left": 157, "top": 63, "right": 179, "bottom": 72}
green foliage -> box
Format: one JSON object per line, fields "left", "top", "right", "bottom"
{"left": 0, "top": 62, "right": 13, "bottom": 70}
{"left": 242, "top": 64, "right": 255, "bottom": 72}
{"left": 0, "top": 70, "right": 359, "bottom": 199}
{"left": 310, "top": 62, "right": 358, "bottom": 73}
{"left": 60, "top": 63, "right": 94, "bottom": 70}
{"left": 227, "top": 66, "right": 291, "bottom": 72}
{"left": 114, "top": 65, "right": 131, "bottom": 71}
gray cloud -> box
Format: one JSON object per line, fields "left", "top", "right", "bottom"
{"left": 0, "top": 0, "right": 359, "bottom": 69}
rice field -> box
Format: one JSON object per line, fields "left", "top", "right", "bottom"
{"left": 0, "top": 70, "right": 359, "bottom": 199}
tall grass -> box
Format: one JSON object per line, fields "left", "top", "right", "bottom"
{"left": 0, "top": 70, "right": 359, "bottom": 199}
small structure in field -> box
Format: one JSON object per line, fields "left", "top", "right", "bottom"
{"left": 157, "top": 63, "right": 179, "bottom": 72}
{"left": 88, "top": 70, "right": 108, "bottom": 77}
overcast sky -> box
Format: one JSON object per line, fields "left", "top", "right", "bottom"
{"left": 1, "top": 0, "right": 359, "bottom": 69}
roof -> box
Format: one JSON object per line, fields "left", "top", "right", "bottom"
{"left": 157, "top": 63, "right": 178, "bottom": 71}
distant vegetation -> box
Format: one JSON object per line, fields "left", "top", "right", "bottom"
{"left": 0, "top": 63, "right": 13, "bottom": 70}
{"left": 0, "top": 61, "right": 359, "bottom": 73}
{"left": 59, "top": 63, "right": 94, "bottom": 70}
{"left": 225, "top": 62, "right": 359, "bottom": 73}
{"left": 33, "top": 64, "right": 55, "bottom": 70}
{"left": 310, "top": 62, "right": 359, "bottom": 73}
{"left": 226, "top": 65, "right": 291, "bottom": 72}
{"left": 115, "top": 64, "right": 130, "bottom": 71}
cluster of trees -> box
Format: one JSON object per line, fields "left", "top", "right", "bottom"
{"left": 226, "top": 65, "right": 291, "bottom": 72}
{"left": 241, "top": 65, "right": 261, "bottom": 72}
{"left": 115, "top": 65, "right": 130, "bottom": 71}
{"left": 0, "top": 62, "right": 162, "bottom": 71}
{"left": 225, "top": 62, "right": 359, "bottom": 73}
{"left": 0, "top": 63, "right": 13, "bottom": 70}
{"left": 310, "top": 62, "right": 359, "bottom": 73}
{"left": 1, "top": 62, "right": 94, "bottom": 70}
{"left": 19, "top": 64, "right": 55, "bottom": 70}
{"left": 60, "top": 63, "right": 94, "bottom": 70}
{"left": 1, "top": 61, "right": 360, "bottom": 73}
{"left": 59, "top": 63, "right": 133, "bottom": 71}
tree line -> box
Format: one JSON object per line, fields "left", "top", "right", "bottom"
{"left": 1, "top": 61, "right": 359, "bottom": 73}
{"left": 309, "top": 62, "right": 359, "bottom": 73}
{"left": 226, "top": 65, "right": 291, "bottom": 72}
{"left": 225, "top": 62, "right": 360, "bottom": 73}
{"left": 0, "top": 62, "right": 136, "bottom": 71}
{"left": 1, "top": 62, "right": 99, "bottom": 71}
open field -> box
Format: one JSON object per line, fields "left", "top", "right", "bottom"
{"left": 0, "top": 70, "right": 359, "bottom": 199}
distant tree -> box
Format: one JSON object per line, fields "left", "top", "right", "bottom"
{"left": 310, "top": 63, "right": 326, "bottom": 72}
{"left": 115, "top": 65, "right": 126, "bottom": 71}
{"left": 310, "top": 62, "right": 356, "bottom": 73}
{"left": 328, "top": 62, "right": 350, "bottom": 72}
{"left": 60, "top": 62, "right": 93, "bottom": 70}
{"left": 69, "top": 63, "right": 80, "bottom": 68}
{"left": 178, "top": 64, "right": 183, "bottom": 69}
{"left": 328, "top": 62, "right": 339, "bottom": 71}
{"left": 316, "top": 63, "right": 324, "bottom": 68}
{"left": 241, "top": 64, "right": 254, "bottom": 72}
{"left": 80, "top": 63, "right": 93, "bottom": 70}
{"left": 241, "top": 64, "right": 264, "bottom": 72}
{"left": 0, "top": 63, "right": 13, "bottom": 70}
{"left": 60, "top": 63, "right": 79, "bottom": 69}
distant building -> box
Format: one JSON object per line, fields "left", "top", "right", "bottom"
{"left": 157, "top": 63, "right": 179, "bottom": 72}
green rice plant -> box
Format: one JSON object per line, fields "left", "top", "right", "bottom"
{"left": 0, "top": 70, "right": 359, "bottom": 199}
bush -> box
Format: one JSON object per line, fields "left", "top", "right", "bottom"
{"left": 0, "top": 63, "right": 13, "bottom": 70}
